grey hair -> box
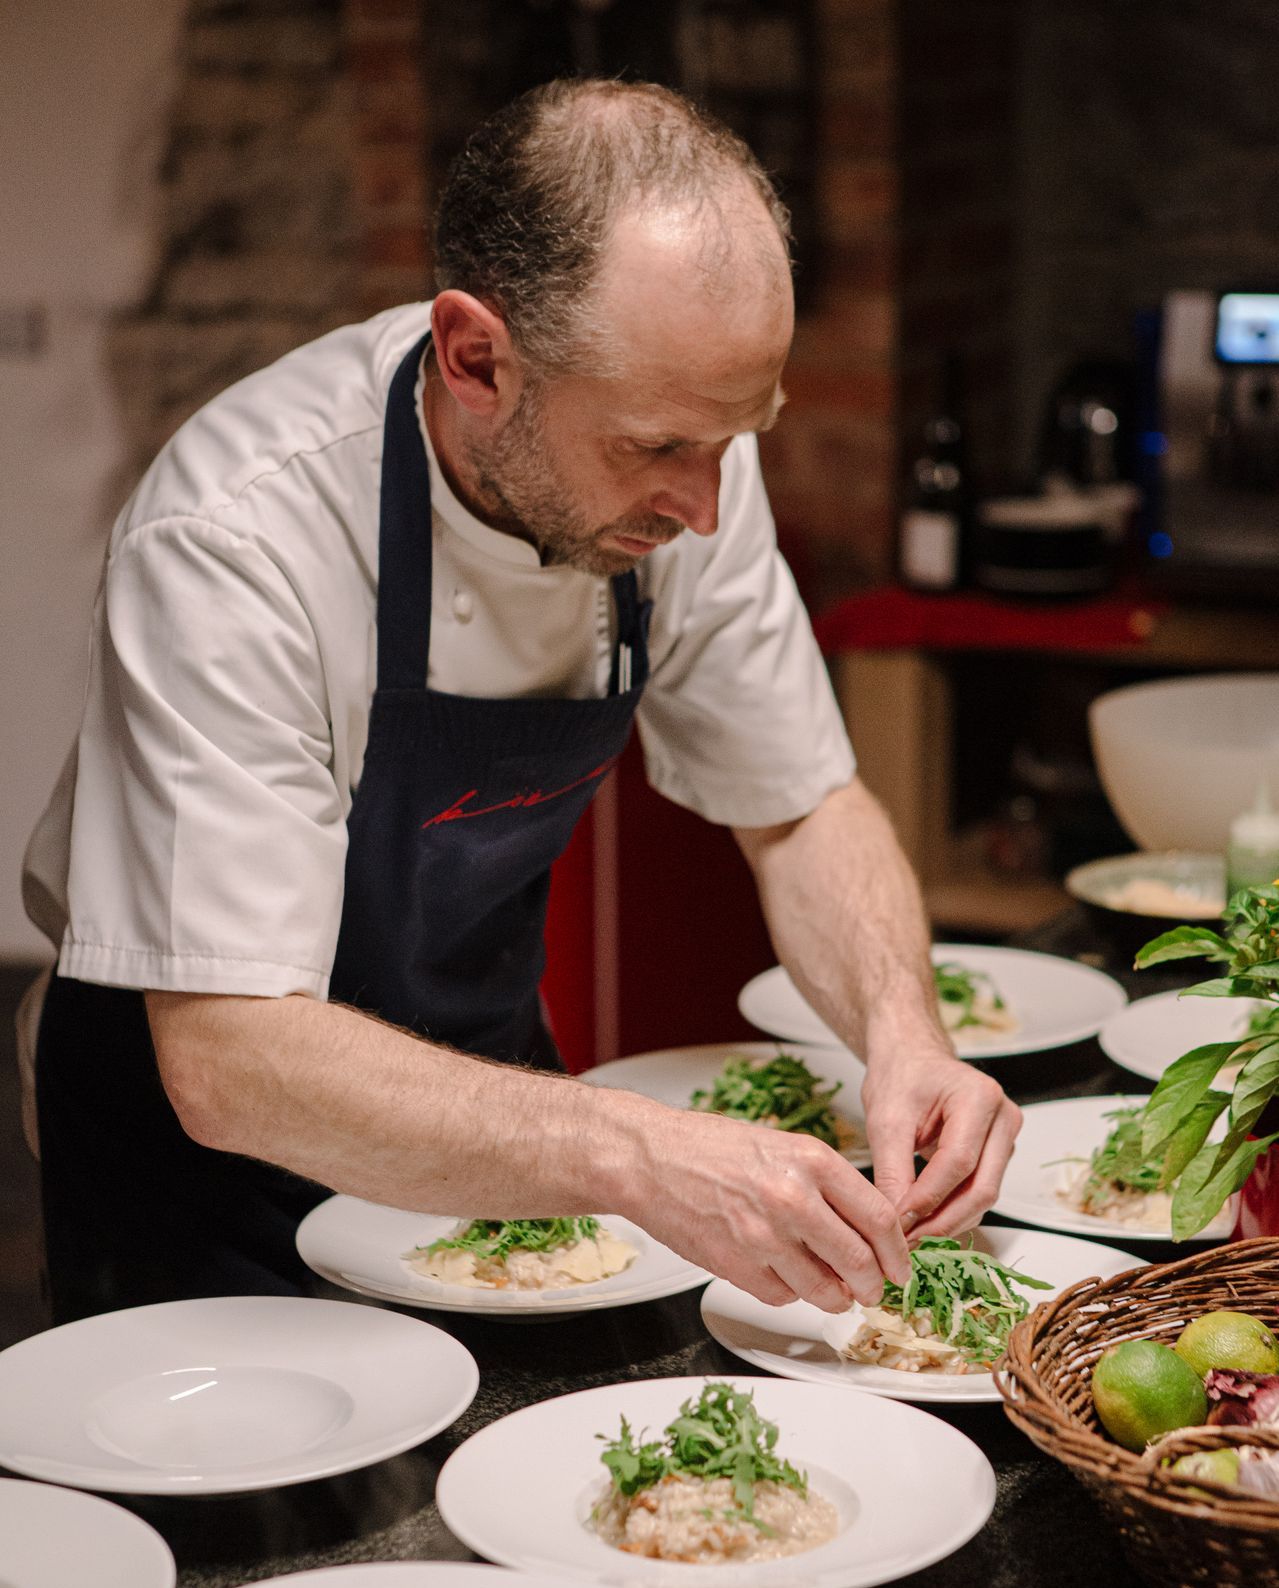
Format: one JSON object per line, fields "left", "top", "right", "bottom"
{"left": 433, "top": 78, "right": 792, "bottom": 376}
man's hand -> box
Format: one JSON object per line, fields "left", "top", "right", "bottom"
{"left": 860, "top": 1046, "right": 1022, "bottom": 1240}
{"left": 623, "top": 1105, "right": 912, "bottom": 1313}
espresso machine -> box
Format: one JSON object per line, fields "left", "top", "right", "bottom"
{"left": 1147, "top": 289, "right": 1279, "bottom": 600}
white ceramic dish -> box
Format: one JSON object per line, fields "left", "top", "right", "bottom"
{"left": 245, "top": 1565, "right": 574, "bottom": 1585}
{"left": 700, "top": 1225, "right": 1142, "bottom": 1405}
{"left": 739, "top": 945, "right": 1127, "bottom": 1059}
{"left": 0, "top": 1296, "right": 478, "bottom": 1495}
{"left": 297, "top": 1198, "right": 708, "bottom": 1317}
{"left": 1100, "top": 987, "right": 1266, "bottom": 1083}
{"left": 436, "top": 1375, "right": 995, "bottom": 1586}
{"left": 1089, "top": 671, "right": 1279, "bottom": 852}
{"left": 0, "top": 1477, "right": 175, "bottom": 1588}
{"left": 582, "top": 1041, "right": 871, "bottom": 1166}
{"left": 991, "top": 1093, "right": 1236, "bottom": 1243}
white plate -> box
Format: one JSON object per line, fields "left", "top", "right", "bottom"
{"left": 700, "top": 1225, "right": 1143, "bottom": 1404}
{"left": 582, "top": 1041, "right": 871, "bottom": 1166}
{"left": 0, "top": 1296, "right": 478, "bottom": 1495}
{"left": 297, "top": 1198, "right": 709, "bottom": 1317}
{"left": 245, "top": 1566, "right": 574, "bottom": 1585}
{"left": 739, "top": 944, "right": 1128, "bottom": 1059}
{"left": 0, "top": 1477, "right": 175, "bottom": 1588}
{"left": 1100, "top": 987, "right": 1266, "bottom": 1083}
{"left": 436, "top": 1375, "right": 995, "bottom": 1586}
{"left": 991, "top": 1093, "right": 1236, "bottom": 1243}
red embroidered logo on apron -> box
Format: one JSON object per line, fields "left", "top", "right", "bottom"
{"left": 420, "top": 757, "right": 619, "bottom": 829}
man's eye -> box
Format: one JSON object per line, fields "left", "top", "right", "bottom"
{"left": 637, "top": 440, "right": 681, "bottom": 456}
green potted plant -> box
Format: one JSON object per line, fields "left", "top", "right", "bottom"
{"left": 1136, "top": 883, "right": 1279, "bottom": 1240}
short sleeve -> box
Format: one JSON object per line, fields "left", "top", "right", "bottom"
{"left": 58, "top": 517, "right": 348, "bottom": 997}
{"left": 636, "top": 436, "right": 856, "bottom": 828}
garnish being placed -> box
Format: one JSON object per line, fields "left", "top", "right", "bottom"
{"left": 1135, "top": 884, "right": 1279, "bottom": 1240}
{"left": 689, "top": 1050, "right": 864, "bottom": 1154}
{"left": 825, "top": 1236, "right": 1051, "bottom": 1374}
{"left": 934, "top": 962, "right": 1019, "bottom": 1041}
{"left": 592, "top": 1381, "right": 838, "bottom": 1564}
{"left": 404, "top": 1216, "right": 636, "bottom": 1290}
{"left": 1053, "top": 1106, "right": 1171, "bottom": 1228}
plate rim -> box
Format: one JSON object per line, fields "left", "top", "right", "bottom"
{"left": 1099, "top": 986, "right": 1262, "bottom": 1081}
{"left": 0, "top": 1294, "right": 479, "bottom": 1496}
{"left": 0, "top": 1475, "right": 177, "bottom": 1587}
{"left": 698, "top": 1223, "right": 1148, "bottom": 1403}
{"left": 990, "top": 1091, "right": 1234, "bottom": 1243}
{"left": 739, "top": 945, "right": 1128, "bottom": 1059}
{"left": 435, "top": 1373, "right": 996, "bottom": 1587}
{"left": 296, "top": 1196, "right": 711, "bottom": 1317}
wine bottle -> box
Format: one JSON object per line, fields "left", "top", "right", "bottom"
{"left": 898, "top": 358, "right": 970, "bottom": 592}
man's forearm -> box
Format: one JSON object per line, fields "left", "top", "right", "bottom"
{"left": 735, "top": 778, "right": 946, "bottom": 1066}
{"left": 146, "top": 990, "right": 654, "bottom": 1216}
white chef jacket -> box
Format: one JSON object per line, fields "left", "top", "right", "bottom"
{"left": 22, "top": 302, "right": 856, "bottom": 1002}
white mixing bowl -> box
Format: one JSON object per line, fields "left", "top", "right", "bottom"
{"left": 1089, "top": 672, "right": 1279, "bottom": 852}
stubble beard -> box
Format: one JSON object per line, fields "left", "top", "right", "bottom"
{"left": 468, "top": 383, "right": 683, "bottom": 577}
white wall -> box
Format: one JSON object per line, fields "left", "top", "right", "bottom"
{"left": 0, "top": 0, "right": 185, "bottom": 959}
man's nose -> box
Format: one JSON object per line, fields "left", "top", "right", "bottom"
{"left": 648, "top": 452, "right": 722, "bottom": 537}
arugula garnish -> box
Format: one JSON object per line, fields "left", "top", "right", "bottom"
{"left": 690, "top": 1051, "right": 843, "bottom": 1148}
{"left": 1135, "top": 885, "right": 1279, "bottom": 1239}
{"left": 879, "top": 1236, "right": 1052, "bottom": 1367}
{"left": 416, "top": 1216, "right": 601, "bottom": 1262}
{"left": 1059, "top": 1105, "right": 1164, "bottom": 1209}
{"left": 934, "top": 962, "right": 1007, "bottom": 1029}
{"left": 597, "top": 1382, "right": 806, "bottom": 1532}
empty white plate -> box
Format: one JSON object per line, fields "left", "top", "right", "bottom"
{"left": 245, "top": 1565, "right": 576, "bottom": 1585}
{"left": 739, "top": 945, "right": 1127, "bottom": 1059}
{"left": 0, "top": 1477, "right": 175, "bottom": 1588}
{"left": 1100, "top": 987, "right": 1266, "bottom": 1083}
{"left": 0, "top": 1296, "right": 478, "bottom": 1495}
{"left": 582, "top": 1041, "right": 870, "bottom": 1165}
{"left": 297, "top": 1198, "right": 708, "bottom": 1317}
{"left": 991, "top": 1093, "right": 1235, "bottom": 1243}
{"left": 436, "top": 1375, "right": 995, "bottom": 1585}
{"left": 700, "top": 1225, "right": 1143, "bottom": 1404}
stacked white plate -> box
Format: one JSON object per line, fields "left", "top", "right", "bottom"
{"left": 739, "top": 944, "right": 1127, "bottom": 1059}
{"left": 0, "top": 1295, "right": 478, "bottom": 1495}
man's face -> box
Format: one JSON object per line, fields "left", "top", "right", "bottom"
{"left": 468, "top": 205, "right": 794, "bottom": 577}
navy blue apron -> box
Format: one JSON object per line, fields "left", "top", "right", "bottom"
{"left": 35, "top": 331, "right": 651, "bottom": 1322}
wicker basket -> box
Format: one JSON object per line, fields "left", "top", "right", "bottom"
{"left": 998, "top": 1237, "right": 1279, "bottom": 1587}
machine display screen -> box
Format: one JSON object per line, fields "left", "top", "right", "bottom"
{"left": 1215, "top": 292, "right": 1279, "bottom": 364}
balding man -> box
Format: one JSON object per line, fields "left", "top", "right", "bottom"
{"left": 24, "top": 79, "right": 1019, "bottom": 1323}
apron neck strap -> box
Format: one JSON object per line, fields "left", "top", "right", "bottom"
{"left": 376, "top": 331, "right": 652, "bottom": 696}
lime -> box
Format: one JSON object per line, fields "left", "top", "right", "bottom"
{"left": 1174, "top": 1311, "right": 1279, "bottom": 1378}
{"left": 1169, "top": 1448, "right": 1242, "bottom": 1494}
{"left": 1091, "top": 1340, "right": 1208, "bottom": 1451}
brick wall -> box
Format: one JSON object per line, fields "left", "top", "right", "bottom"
{"left": 105, "top": 0, "right": 363, "bottom": 496}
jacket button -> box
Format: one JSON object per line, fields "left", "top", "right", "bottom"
{"left": 452, "top": 589, "right": 473, "bottom": 623}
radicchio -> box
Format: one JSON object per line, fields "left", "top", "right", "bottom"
{"left": 1205, "top": 1370, "right": 1279, "bottom": 1428}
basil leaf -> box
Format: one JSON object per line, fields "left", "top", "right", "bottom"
{"left": 1228, "top": 1037, "right": 1279, "bottom": 1140}
{"left": 1179, "top": 978, "right": 1253, "bottom": 999}
{"left": 1159, "top": 1090, "right": 1230, "bottom": 1186}
{"left": 1141, "top": 1042, "right": 1241, "bottom": 1157}
{"left": 1134, "top": 926, "right": 1232, "bottom": 968}
{"left": 1170, "top": 1131, "right": 1279, "bottom": 1241}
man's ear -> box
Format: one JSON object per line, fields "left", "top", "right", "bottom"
{"left": 430, "top": 291, "right": 522, "bottom": 419}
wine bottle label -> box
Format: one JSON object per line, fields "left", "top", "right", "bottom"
{"left": 900, "top": 508, "right": 960, "bottom": 589}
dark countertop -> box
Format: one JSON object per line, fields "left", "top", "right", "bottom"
{"left": 16, "top": 908, "right": 1195, "bottom": 1587}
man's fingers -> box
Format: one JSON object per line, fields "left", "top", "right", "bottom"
{"left": 895, "top": 1084, "right": 1004, "bottom": 1226}
{"left": 820, "top": 1164, "right": 911, "bottom": 1289}
{"left": 863, "top": 1110, "right": 919, "bottom": 1220}
{"left": 906, "top": 1100, "right": 1023, "bottom": 1240}
{"left": 767, "top": 1248, "right": 855, "bottom": 1314}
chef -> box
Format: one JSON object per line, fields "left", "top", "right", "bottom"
{"left": 22, "top": 78, "right": 1020, "bottom": 1323}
